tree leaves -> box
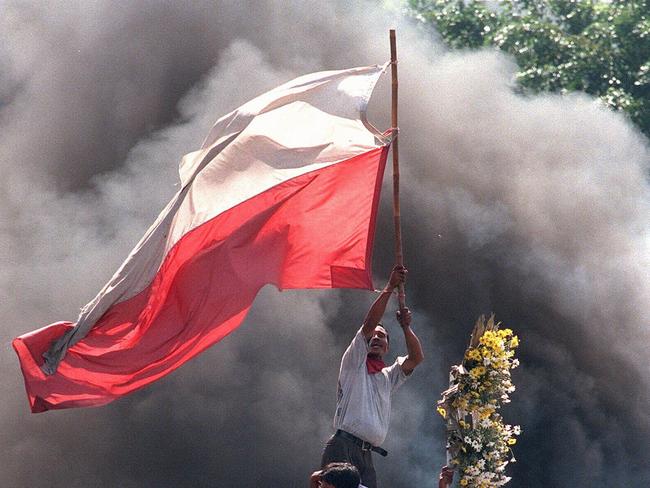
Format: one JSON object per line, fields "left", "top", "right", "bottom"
{"left": 407, "top": 0, "right": 650, "bottom": 137}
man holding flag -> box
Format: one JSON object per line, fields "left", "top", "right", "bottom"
{"left": 321, "top": 265, "right": 424, "bottom": 488}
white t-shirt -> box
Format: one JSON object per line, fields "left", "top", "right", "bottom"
{"left": 333, "top": 328, "right": 408, "bottom": 447}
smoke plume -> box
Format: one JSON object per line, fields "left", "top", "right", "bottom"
{"left": 1, "top": 1, "right": 648, "bottom": 487}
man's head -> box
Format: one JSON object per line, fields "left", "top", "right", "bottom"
{"left": 368, "top": 324, "right": 389, "bottom": 358}
{"left": 319, "top": 462, "right": 361, "bottom": 488}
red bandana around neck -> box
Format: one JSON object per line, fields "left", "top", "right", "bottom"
{"left": 366, "top": 355, "right": 385, "bottom": 374}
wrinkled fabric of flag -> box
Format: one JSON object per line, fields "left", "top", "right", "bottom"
{"left": 13, "top": 64, "right": 392, "bottom": 412}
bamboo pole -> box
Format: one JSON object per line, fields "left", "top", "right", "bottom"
{"left": 389, "top": 29, "right": 406, "bottom": 310}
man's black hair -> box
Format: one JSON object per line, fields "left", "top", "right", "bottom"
{"left": 321, "top": 462, "right": 360, "bottom": 488}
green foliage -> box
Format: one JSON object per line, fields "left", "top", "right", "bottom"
{"left": 407, "top": 0, "right": 650, "bottom": 137}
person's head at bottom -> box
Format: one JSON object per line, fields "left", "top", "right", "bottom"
{"left": 312, "top": 462, "right": 361, "bottom": 488}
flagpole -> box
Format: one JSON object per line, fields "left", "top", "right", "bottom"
{"left": 389, "top": 29, "right": 406, "bottom": 310}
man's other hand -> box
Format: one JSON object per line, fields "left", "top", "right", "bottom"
{"left": 396, "top": 307, "right": 412, "bottom": 329}
{"left": 388, "top": 265, "right": 407, "bottom": 289}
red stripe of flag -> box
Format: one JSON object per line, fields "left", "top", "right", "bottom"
{"left": 14, "top": 146, "right": 388, "bottom": 412}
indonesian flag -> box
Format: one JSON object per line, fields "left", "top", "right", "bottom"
{"left": 13, "top": 64, "right": 392, "bottom": 413}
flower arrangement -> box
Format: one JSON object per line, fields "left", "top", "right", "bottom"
{"left": 437, "top": 315, "right": 520, "bottom": 488}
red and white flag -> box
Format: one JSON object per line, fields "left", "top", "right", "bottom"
{"left": 13, "top": 64, "right": 392, "bottom": 412}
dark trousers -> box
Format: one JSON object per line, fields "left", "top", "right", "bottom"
{"left": 321, "top": 433, "right": 377, "bottom": 488}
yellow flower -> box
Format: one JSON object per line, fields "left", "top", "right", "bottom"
{"left": 479, "top": 408, "right": 493, "bottom": 420}
{"left": 437, "top": 406, "right": 447, "bottom": 418}
{"left": 460, "top": 479, "right": 468, "bottom": 486}
{"left": 465, "top": 348, "right": 482, "bottom": 361}
{"left": 508, "top": 438, "right": 517, "bottom": 445}
{"left": 479, "top": 331, "right": 494, "bottom": 346}
{"left": 469, "top": 366, "right": 486, "bottom": 379}
{"left": 510, "top": 336, "right": 519, "bottom": 348}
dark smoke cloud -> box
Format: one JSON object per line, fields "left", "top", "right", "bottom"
{"left": 1, "top": 1, "right": 648, "bottom": 487}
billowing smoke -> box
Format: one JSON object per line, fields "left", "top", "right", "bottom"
{"left": 1, "top": 1, "right": 648, "bottom": 487}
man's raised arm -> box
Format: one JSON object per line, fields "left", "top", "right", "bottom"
{"left": 361, "top": 266, "right": 407, "bottom": 339}
{"left": 396, "top": 307, "right": 424, "bottom": 375}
